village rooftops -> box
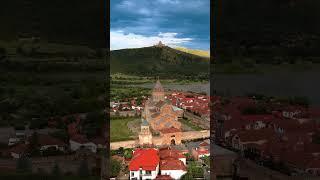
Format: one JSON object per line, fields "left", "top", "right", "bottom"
{"left": 159, "top": 149, "right": 186, "bottom": 159}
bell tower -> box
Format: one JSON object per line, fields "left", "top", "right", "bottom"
{"left": 139, "top": 119, "right": 152, "bottom": 145}
{"left": 152, "top": 78, "right": 165, "bottom": 102}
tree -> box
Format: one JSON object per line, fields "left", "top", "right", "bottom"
{"left": 124, "top": 149, "right": 133, "bottom": 159}
{"left": 181, "top": 173, "right": 194, "bottom": 180}
{"left": 118, "top": 147, "right": 124, "bottom": 155}
{"left": 78, "top": 159, "right": 90, "bottom": 177}
{"left": 16, "top": 156, "right": 32, "bottom": 173}
{"left": 111, "top": 158, "right": 121, "bottom": 178}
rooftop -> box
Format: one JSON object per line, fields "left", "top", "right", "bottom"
{"left": 129, "top": 148, "right": 160, "bottom": 171}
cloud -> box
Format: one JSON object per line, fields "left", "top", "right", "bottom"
{"left": 111, "top": 0, "right": 210, "bottom": 50}
{"left": 111, "top": 31, "right": 192, "bottom": 50}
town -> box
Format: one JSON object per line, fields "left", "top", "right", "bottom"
{"left": 110, "top": 80, "right": 210, "bottom": 179}
{"left": 110, "top": 79, "right": 320, "bottom": 179}
{"left": 0, "top": 111, "right": 107, "bottom": 177}
{"left": 213, "top": 94, "right": 320, "bottom": 179}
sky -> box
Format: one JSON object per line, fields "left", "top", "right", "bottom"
{"left": 110, "top": 0, "right": 210, "bottom": 50}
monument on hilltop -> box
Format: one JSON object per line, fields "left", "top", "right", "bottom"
{"left": 155, "top": 41, "right": 165, "bottom": 47}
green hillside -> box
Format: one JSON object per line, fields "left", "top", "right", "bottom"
{"left": 110, "top": 46, "right": 209, "bottom": 78}
{"left": 174, "top": 46, "right": 210, "bottom": 58}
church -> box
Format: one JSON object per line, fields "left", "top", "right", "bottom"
{"left": 139, "top": 79, "right": 184, "bottom": 146}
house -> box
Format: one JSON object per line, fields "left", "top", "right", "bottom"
{"left": 69, "top": 134, "right": 97, "bottom": 153}
{"left": 231, "top": 128, "right": 275, "bottom": 152}
{"left": 192, "top": 141, "right": 210, "bottom": 160}
{"left": 129, "top": 148, "right": 160, "bottom": 180}
{"left": 159, "top": 148, "right": 187, "bottom": 179}
{"left": 159, "top": 148, "right": 186, "bottom": 165}
{"left": 159, "top": 159, "right": 187, "bottom": 179}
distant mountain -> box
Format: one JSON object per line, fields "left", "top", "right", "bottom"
{"left": 110, "top": 46, "right": 209, "bottom": 77}
{"left": 174, "top": 46, "right": 210, "bottom": 58}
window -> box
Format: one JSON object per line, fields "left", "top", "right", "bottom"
{"left": 131, "top": 172, "right": 134, "bottom": 176}
{"left": 146, "top": 170, "right": 151, "bottom": 175}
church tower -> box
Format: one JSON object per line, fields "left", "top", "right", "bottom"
{"left": 152, "top": 78, "right": 165, "bottom": 102}
{"left": 139, "top": 119, "right": 153, "bottom": 145}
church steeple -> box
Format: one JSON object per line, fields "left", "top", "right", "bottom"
{"left": 152, "top": 78, "right": 165, "bottom": 102}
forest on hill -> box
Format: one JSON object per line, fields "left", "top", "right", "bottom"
{"left": 110, "top": 46, "right": 209, "bottom": 79}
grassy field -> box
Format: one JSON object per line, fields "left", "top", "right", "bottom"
{"left": 110, "top": 117, "right": 136, "bottom": 142}
{"left": 174, "top": 46, "right": 210, "bottom": 58}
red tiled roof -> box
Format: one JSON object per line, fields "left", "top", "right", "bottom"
{"left": 159, "top": 149, "right": 185, "bottom": 160}
{"left": 160, "top": 159, "right": 187, "bottom": 171}
{"left": 129, "top": 148, "right": 159, "bottom": 171}
{"left": 197, "top": 148, "right": 210, "bottom": 155}
{"left": 159, "top": 127, "right": 180, "bottom": 134}
{"left": 199, "top": 141, "right": 209, "bottom": 147}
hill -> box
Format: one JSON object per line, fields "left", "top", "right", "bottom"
{"left": 110, "top": 46, "right": 209, "bottom": 78}
{"left": 174, "top": 46, "right": 210, "bottom": 58}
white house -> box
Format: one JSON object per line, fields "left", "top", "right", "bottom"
{"left": 160, "top": 159, "right": 187, "bottom": 179}
{"left": 129, "top": 148, "right": 160, "bottom": 180}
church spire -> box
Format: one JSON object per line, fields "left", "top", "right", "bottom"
{"left": 152, "top": 78, "right": 165, "bottom": 102}
{"left": 153, "top": 78, "right": 164, "bottom": 92}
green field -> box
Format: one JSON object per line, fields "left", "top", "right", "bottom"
{"left": 110, "top": 117, "right": 136, "bottom": 142}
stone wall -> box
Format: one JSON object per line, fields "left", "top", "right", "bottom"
{"left": 110, "top": 140, "right": 138, "bottom": 150}
{"left": 181, "top": 130, "right": 210, "bottom": 141}
{"left": 110, "top": 130, "right": 209, "bottom": 150}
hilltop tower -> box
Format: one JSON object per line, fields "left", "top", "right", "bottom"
{"left": 152, "top": 78, "right": 165, "bottom": 102}
{"left": 155, "top": 41, "right": 165, "bottom": 47}
{"left": 139, "top": 119, "right": 152, "bottom": 145}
